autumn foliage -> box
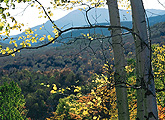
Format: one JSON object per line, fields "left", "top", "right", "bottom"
{"left": 46, "top": 44, "right": 164, "bottom": 120}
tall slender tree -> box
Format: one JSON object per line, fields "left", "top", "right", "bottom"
{"left": 107, "top": 0, "right": 129, "bottom": 119}
{"left": 130, "top": 0, "right": 158, "bottom": 119}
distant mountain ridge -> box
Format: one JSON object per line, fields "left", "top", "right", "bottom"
{"left": 43, "top": 8, "right": 165, "bottom": 30}
{"left": 1, "top": 8, "right": 165, "bottom": 45}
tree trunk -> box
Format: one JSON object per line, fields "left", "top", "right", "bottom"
{"left": 107, "top": 0, "right": 130, "bottom": 119}
{"left": 130, "top": 0, "right": 158, "bottom": 119}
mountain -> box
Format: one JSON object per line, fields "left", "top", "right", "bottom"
{"left": 49, "top": 8, "right": 165, "bottom": 27}
{"left": 1, "top": 8, "right": 165, "bottom": 45}
{"left": 39, "top": 8, "right": 165, "bottom": 32}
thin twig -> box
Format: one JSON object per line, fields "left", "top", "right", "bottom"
{"left": 35, "top": 0, "right": 61, "bottom": 32}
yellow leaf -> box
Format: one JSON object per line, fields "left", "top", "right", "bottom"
{"left": 53, "top": 84, "right": 57, "bottom": 90}
{"left": 70, "top": 7, "right": 73, "bottom": 10}
{"left": 47, "top": 35, "right": 53, "bottom": 41}
{"left": 27, "top": 43, "right": 31, "bottom": 47}
{"left": 31, "top": 37, "right": 37, "bottom": 43}
{"left": 66, "top": 87, "right": 71, "bottom": 90}
{"left": 78, "top": 8, "right": 82, "bottom": 11}
{"left": 40, "top": 83, "right": 44, "bottom": 85}
{"left": 11, "top": 53, "right": 15, "bottom": 57}
{"left": 6, "top": 47, "right": 10, "bottom": 51}
{"left": 39, "top": 37, "right": 45, "bottom": 41}
{"left": 18, "top": 36, "right": 22, "bottom": 40}
{"left": 50, "top": 90, "right": 56, "bottom": 94}
{"left": 49, "top": 12, "right": 53, "bottom": 16}
{"left": 93, "top": 99, "right": 96, "bottom": 102}
{"left": 38, "top": 15, "right": 42, "bottom": 18}
{"left": 14, "top": 43, "right": 18, "bottom": 47}
{"left": 93, "top": 116, "right": 97, "bottom": 119}
{"left": 83, "top": 110, "right": 88, "bottom": 115}
{"left": 13, "top": 40, "right": 16, "bottom": 43}
{"left": 75, "top": 86, "right": 81, "bottom": 90}
{"left": 74, "top": 89, "right": 79, "bottom": 92}
{"left": 20, "top": 42, "right": 26, "bottom": 47}
{"left": 53, "top": 28, "right": 58, "bottom": 33}
{"left": 9, "top": 41, "right": 12, "bottom": 44}
{"left": 31, "top": 3, "right": 34, "bottom": 7}
{"left": 47, "top": 35, "right": 51, "bottom": 39}
{"left": 0, "top": 22, "right": 4, "bottom": 27}
{"left": 62, "top": 88, "right": 65, "bottom": 91}
{"left": 1, "top": 49, "right": 6, "bottom": 54}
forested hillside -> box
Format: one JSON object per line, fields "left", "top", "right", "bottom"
{"left": 0, "top": 22, "right": 165, "bottom": 73}
{"left": 0, "top": 21, "right": 165, "bottom": 119}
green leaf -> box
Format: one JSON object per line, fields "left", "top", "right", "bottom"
{"left": 2, "top": 14, "right": 6, "bottom": 19}
{"left": 4, "top": 0, "right": 9, "bottom": 4}
{"left": 6, "top": 12, "right": 10, "bottom": 17}
{"left": 0, "top": 7, "right": 5, "bottom": 13}
{"left": 0, "top": 26, "right": 3, "bottom": 31}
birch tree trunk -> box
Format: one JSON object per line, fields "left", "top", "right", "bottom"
{"left": 130, "top": 0, "right": 158, "bottom": 119}
{"left": 107, "top": 0, "right": 129, "bottom": 119}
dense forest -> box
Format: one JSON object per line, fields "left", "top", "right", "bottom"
{"left": 0, "top": 20, "right": 165, "bottom": 119}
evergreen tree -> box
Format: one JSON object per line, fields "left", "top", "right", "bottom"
{"left": 0, "top": 81, "right": 27, "bottom": 120}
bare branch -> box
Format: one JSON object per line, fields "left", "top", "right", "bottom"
{"left": 157, "top": 0, "right": 165, "bottom": 8}
{"left": 0, "top": 24, "right": 146, "bottom": 57}
{"left": 86, "top": 7, "right": 94, "bottom": 27}
{"left": 35, "top": 0, "right": 61, "bottom": 32}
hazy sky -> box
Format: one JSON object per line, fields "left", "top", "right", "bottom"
{"left": 143, "top": 0, "right": 165, "bottom": 9}
{"left": 7, "top": 0, "right": 165, "bottom": 35}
